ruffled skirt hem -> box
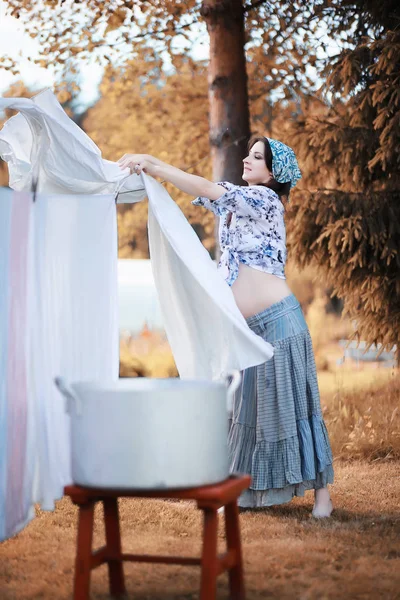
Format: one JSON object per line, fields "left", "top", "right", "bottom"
{"left": 237, "top": 464, "right": 334, "bottom": 508}
{"left": 228, "top": 414, "right": 334, "bottom": 507}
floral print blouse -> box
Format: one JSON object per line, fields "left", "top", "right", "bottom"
{"left": 192, "top": 182, "right": 287, "bottom": 286}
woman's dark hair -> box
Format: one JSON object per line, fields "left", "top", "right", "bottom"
{"left": 247, "top": 135, "right": 291, "bottom": 199}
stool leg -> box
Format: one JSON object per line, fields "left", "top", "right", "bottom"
{"left": 74, "top": 500, "right": 95, "bottom": 600}
{"left": 225, "top": 501, "right": 245, "bottom": 600}
{"left": 199, "top": 508, "right": 219, "bottom": 600}
{"left": 103, "top": 498, "right": 126, "bottom": 597}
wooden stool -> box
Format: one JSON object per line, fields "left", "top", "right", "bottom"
{"left": 65, "top": 474, "right": 251, "bottom": 600}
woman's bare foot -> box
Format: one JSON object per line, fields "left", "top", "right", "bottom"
{"left": 312, "top": 487, "right": 333, "bottom": 518}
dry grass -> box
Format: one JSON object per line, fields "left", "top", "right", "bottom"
{"left": 317, "top": 361, "right": 396, "bottom": 396}
{"left": 119, "top": 333, "right": 178, "bottom": 379}
{"left": 0, "top": 462, "right": 399, "bottom": 599}
{"left": 323, "top": 372, "right": 400, "bottom": 461}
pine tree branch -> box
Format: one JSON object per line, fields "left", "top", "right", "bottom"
{"left": 308, "top": 117, "right": 345, "bottom": 128}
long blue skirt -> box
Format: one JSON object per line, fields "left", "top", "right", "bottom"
{"left": 228, "top": 293, "right": 334, "bottom": 507}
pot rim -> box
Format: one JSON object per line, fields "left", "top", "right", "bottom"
{"left": 71, "top": 377, "right": 227, "bottom": 393}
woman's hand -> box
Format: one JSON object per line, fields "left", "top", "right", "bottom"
{"left": 117, "top": 152, "right": 225, "bottom": 199}
{"left": 117, "top": 154, "right": 159, "bottom": 177}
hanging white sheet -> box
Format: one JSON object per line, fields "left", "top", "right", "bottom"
{"left": 0, "top": 188, "right": 118, "bottom": 541}
{"left": 145, "top": 175, "right": 274, "bottom": 379}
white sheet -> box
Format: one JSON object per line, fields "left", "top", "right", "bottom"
{"left": 0, "top": 187, "right": 118, "bottom": 541}
{"left": 145, "top": 175, "right": 274, "bottom": 379}
{"left": 0, "top": 90, "right": 146, "bottom": 203}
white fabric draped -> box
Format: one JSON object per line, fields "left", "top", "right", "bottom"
{"left": 0, "top": 187, "right": 118, "bottom": 541}
{"left": 0, "top": 89, "right": 273, "bottom": 540}
{"left": 0, "top": 90, "right": 146, "bottom": 202}
{"left": 145, "top": 176, "right": 274, "bottom": 379}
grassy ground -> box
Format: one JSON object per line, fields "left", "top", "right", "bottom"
{"left": 318, "top": 365, "right": 399, "bottom": 461}
{"left": 0, "top": 461, "right": 399, "bottom": 599}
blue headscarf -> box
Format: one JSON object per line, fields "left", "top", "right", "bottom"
{"left": 266, "top": 138, "right": 302, "bottom": 190}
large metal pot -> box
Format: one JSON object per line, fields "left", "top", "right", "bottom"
{"left": 55, "top": 375, "right": 240, "bottom": 489}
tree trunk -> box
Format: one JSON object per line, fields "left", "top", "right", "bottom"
{"left": 201, "top": 0, "right": 250, "bottom": 183}
{"left": 201, "top": 0, "right": 250, "bottom": 258}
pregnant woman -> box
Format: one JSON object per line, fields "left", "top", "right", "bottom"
{"left": 118, "top": 137, "right": 334, "bottom": 518}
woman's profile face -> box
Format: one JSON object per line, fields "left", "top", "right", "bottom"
{"left": 242, "top": 140, "right": 273, "bottom": 186}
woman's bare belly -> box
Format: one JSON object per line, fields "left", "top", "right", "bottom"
{"left": 231, "top": 263, "right": 293, "bottom": 319}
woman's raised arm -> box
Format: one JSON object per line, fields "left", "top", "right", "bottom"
{"left": 117, "top": 153, "right": 225, "bottom": 201}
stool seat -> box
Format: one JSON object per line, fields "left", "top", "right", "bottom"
{"left": 65, "top": 474, "right": 251, "bottom": 600}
